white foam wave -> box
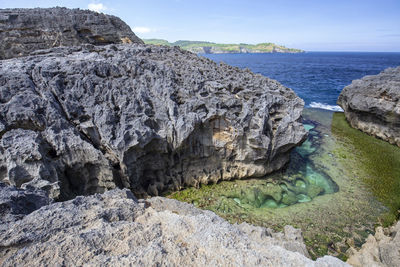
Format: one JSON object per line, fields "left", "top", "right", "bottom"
{"left": 309, "top": 102, "right": 344, "bottom": 112}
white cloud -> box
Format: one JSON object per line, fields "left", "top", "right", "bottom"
{"left": 88, "top": 3, "right": 108, "bottom": 13}
{"left": 132, "top": 27, "right": 153, "bottom": 34}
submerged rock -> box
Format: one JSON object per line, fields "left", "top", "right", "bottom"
{"left": 261, "top": 198, "right": 279, "bottom": 208}
{"left": 296, "top": 139, "right": 316, "bottom": 157}
{"left": 0, "top": 43, "right": 307, "bottom": 199}
{"left": 337, "top": 66, "right": 400, "bottom": 147}
{"left": 307, "top": 184, "right": 323, "bottom": 199}
{"left": 0, "top": 187, "right": 347, "bottom": 266}
{"left": 281, "top": 191, "right": 298, "bottom": 205}
{"left": 0, "top": 7, "right": 143, "bottom": 60}
{"left": 297, "top": 194, "right": 312, "bottom": 203}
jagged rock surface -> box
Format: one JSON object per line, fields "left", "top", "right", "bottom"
{"left": 0, "top": 44, "right": 306, "bottom": 199}
{"left": 347, "top": 222, "right": 400, "bottom": 267}
{"left": 0, "top": 7, "right": 143, "bottom": 60}
{"left": 150, "top": 197, "right": 311, "bottom": 257}
{"left": 0, "top": 187, "right": 347, "bottom": 266}
{"left": 337, "top": 67, "right": 400, "bottom": 147}
{"left": 0, "top": 182, "right": 52, "bottom": 232}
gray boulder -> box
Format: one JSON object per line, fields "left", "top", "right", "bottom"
{"left": 0, "top": 7, "right": 143, "bottom": 60}
{"left": 337, "top": 67, "right": 400, "bottom": 147}
{"left": 0, "top": 43, "right": 307, "bottom": 199}
{"left": 0, "top": 188, "right": 348, "bottom": 266}
{"left": 347, "top": 222, "right": 400, "bottom": 267}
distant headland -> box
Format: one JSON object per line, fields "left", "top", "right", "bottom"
{"left": 143, "top": 39, "right": 304, "bottom": 54}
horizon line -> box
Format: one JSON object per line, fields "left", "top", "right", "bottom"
{"left": 140, "top": 38, "right": 400, "bottom": 53}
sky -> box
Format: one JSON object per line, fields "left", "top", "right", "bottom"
{"left": 1, "top": 0, "right": 400, "bottom": 52}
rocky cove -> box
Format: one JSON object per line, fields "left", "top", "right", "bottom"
{"left": 0, "top": 7, "right": 400, "bottom": 267}
{"left": 170, "top": 108, "right": 400, "bottom": 261}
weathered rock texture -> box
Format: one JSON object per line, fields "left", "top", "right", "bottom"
{"left": 0, "top": 187, "right": 347, "bottom": 266}
{"left": 0, "top": 7, "right": 143, "bottom": 60}
{"left": 0, "top": 44, "right": 307, "bottom": 200}
{"left": 347, "top": 222, "right": 400, "bottom": 267}
{"left": 337, "top": 67, "right": 400, "bottom": 147}
{"left": 0, "top": 182, "right": 52, "bottom": 231}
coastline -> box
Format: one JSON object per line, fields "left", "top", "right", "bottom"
{"left": 1, "top": 6, "right": 399, "bottom": 266}
{"left": 143, "top": 39, "right": 305, "bottom": 54}
{"left": 169, "top": 107, "right": 400, "bottom": 260}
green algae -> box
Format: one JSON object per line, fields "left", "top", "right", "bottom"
{"left": 331, "top": 112, "right": 400, "bottom": 226}
{"left": 211, "top": 150, "right": 338, "bottom": 210}
{"left": 168, "top": 108, "right": 400, "bottom": 259}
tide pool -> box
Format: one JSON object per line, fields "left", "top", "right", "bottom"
{"left": 168, "top": 108, "right": 400, "bottom": 260}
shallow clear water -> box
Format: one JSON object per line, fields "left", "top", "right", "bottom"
{"left": 169, "top": 53, "right": 400, "bottom": 259}
{"left": 169, "top": 108, "right": 400, "bottom": 259}
{"left": 203, "top": 52, "right": 400, "bottom": 108}
{"left": 224, "top": 121, "right": 338, "bottom": 210}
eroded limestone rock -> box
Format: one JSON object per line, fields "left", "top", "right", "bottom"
{"left": 347, "top": 222, "right": 400, "bottom": 267}
{"left": 0, "top": 7, "right": 143, "bottom": 60}
{"left": 337, "top": 66, "right": 400, "bottom": 147}
{"left": 0, "top": 182, "right": 52, "bottom": 232}
{"left": 0, "top": 187, "right": 347, "bottom": 266}
{"left": 237, "top": 222, "right": 310, "bottom": 257}
{"left": 0, "top": 44, "right": 307, "bottom": 199}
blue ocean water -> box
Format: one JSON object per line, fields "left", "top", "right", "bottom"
{"left": 203, "top": 52, "right": 400, "bottom": 111}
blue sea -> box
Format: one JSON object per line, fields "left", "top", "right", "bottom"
{"left": 203, "top": 52, "right": 400, "bottom": 111}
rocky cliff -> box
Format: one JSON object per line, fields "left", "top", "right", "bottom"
{"left": 0, "top": 185, "right": 347, "bottom": 266}
{"left": 337, "top": 67, "right": 400, "bottom": 147}
{"left": 0, "top": 7, "right": 143, "bottom": 60}
{"left": 144, "top": 39, "right": 305, "bottom": 54}
{"left": 0, "top": 43, "right": 307, "bottom": 200}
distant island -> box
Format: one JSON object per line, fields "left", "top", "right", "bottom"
{"left": 143, "top": 39, "right": 304, "bottom": 54}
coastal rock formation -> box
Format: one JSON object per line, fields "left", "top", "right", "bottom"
{"left": 0, "top": 182, "right": 52, "bottom": 231}
{"left": 0, "top": 7, "right": 143, "bottom": 60}
{"left": 347, "top": 222, "right": 400, "bottom": 267}
{"left": 0, "top": 43, "right": 307, "bottom": 199}
{"left": 337, "top": 67, "right": 400, "bottom": 147}
{"left": 143, "top": 39, "right": 304, "bottom": 54}
{"left": 0, "top": 187, "right": 347, "bottom": 266}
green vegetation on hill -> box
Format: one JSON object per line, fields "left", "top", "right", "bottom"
{"left": 143, "top": 39, "right": 304, "bottom": 54}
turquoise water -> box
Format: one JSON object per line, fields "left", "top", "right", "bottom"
{"left": 169, "top": 53, "right": 400, "bottom": 259}
{"left": 225, "top": 122, "right": 338, "bottom": 209}
{"left": 170, "top": 108, "right": 400, "bottom": 259}
{"left": 169, "top": 52, "right": 400, "bottom": 259}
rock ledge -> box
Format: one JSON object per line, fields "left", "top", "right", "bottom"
{"left": 337, "top": 66, "right": 400, "bottom": 146}
{"left": 0, "top": 187, "right": 347, "bottom": 266}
